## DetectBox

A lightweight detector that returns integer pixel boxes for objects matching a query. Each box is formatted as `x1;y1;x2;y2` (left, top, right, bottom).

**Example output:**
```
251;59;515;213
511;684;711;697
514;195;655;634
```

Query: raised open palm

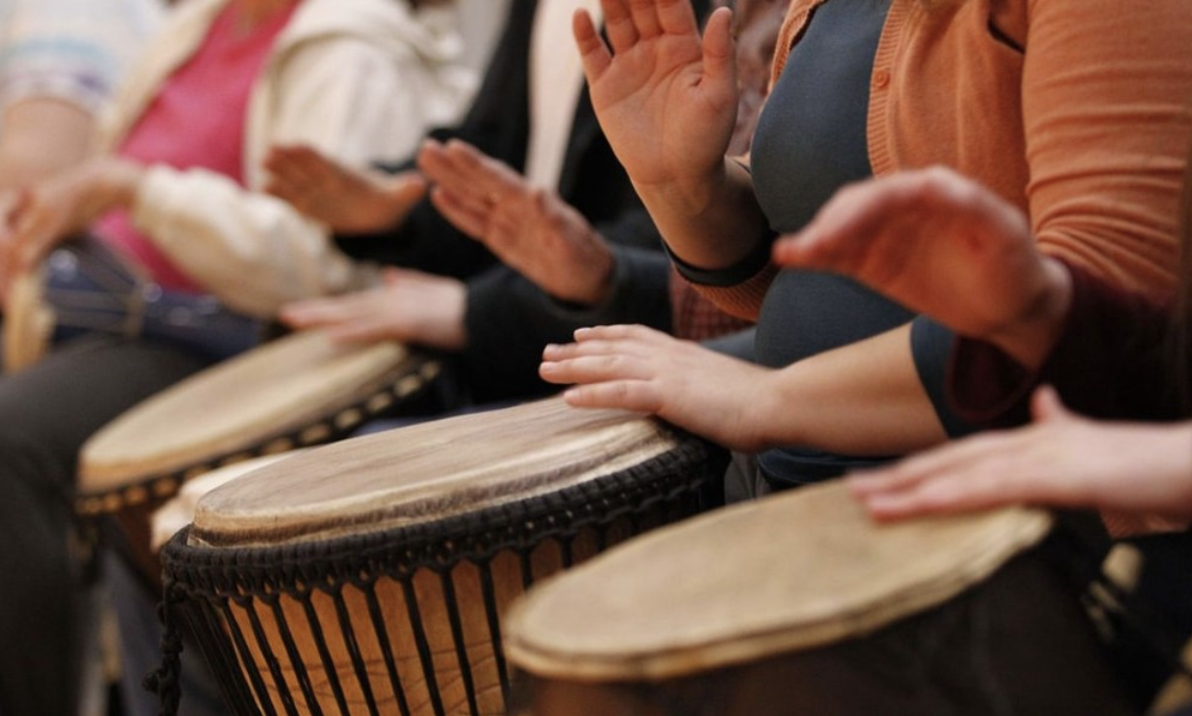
575;0;739;195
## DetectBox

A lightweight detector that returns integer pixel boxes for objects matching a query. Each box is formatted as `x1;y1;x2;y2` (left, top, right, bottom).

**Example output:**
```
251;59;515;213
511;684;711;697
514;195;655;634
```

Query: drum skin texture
504;481;1139;716
76;329;438;584
158;397;722;716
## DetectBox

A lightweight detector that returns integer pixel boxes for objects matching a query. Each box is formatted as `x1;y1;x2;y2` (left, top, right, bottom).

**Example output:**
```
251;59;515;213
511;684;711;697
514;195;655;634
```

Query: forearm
635;158;770;270
755;324;948;456
0;99;95;189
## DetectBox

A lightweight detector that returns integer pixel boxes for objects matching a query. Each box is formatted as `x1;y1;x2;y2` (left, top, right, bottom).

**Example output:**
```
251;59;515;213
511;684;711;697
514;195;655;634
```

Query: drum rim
74;353;442;517
159;436;718;599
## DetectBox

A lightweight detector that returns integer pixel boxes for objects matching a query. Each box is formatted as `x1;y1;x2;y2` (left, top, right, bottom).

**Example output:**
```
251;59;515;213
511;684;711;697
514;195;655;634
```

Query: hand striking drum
505;481;1136;716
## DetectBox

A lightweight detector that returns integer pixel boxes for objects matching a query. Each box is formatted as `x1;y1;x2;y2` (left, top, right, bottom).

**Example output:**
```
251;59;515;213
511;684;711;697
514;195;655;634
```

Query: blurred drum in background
77;328;441;583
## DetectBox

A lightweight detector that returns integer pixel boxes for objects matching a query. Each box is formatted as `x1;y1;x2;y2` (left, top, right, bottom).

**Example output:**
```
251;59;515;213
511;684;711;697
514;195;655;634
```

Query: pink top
96;2;296;292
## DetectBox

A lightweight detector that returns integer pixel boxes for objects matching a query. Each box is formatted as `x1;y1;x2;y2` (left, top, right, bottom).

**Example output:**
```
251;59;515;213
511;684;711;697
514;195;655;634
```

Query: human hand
0;157;141;294
575;0;738;205
847;386;1192;521
418;139;615;305
279;267;467;350
540;324;777;451
771;167;1072;369
265;144;428;234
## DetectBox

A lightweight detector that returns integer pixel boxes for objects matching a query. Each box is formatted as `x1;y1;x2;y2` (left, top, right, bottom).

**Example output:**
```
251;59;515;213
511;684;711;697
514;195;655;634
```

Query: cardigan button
874;70;891;89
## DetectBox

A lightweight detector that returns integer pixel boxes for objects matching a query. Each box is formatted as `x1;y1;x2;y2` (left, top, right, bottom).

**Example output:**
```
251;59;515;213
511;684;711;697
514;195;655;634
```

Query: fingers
419;140;520;216
387;173;430;211
850;430;1009;495
602;0;640;53
322;314;403;345
279;297;356;330
1030;385;1071;423
539;351;655;385
627;0;662;39
562;381;664;414
655;0;700;35
540;326;673;389
574;9;612;80
701;7;737;92
540;326;669;363
265;144;330;188
430;186;489;240
852;469;1012;521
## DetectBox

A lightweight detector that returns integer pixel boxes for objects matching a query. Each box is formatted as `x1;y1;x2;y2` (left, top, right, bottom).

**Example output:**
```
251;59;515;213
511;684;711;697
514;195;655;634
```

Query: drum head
504;480;1052;682
150;450;305;553
190;397;687;548
79;330;429;502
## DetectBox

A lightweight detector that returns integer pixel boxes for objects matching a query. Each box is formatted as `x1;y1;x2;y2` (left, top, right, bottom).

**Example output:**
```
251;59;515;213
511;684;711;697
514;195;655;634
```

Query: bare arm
0;98;95;190
848;387;1192;522
541;322;945;455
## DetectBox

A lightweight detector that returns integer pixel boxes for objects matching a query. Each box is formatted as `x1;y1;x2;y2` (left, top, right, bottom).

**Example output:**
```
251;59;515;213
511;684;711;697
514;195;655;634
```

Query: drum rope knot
145;574;186;716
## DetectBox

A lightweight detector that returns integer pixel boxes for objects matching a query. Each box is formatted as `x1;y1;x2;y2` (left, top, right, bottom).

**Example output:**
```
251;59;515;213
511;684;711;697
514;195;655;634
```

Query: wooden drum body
505;482;1137;716
159;398;721;716
78;329;440;580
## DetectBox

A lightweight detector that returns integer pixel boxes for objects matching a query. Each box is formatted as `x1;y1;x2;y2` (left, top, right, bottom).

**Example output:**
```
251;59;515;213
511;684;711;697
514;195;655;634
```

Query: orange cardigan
706;0;1192;317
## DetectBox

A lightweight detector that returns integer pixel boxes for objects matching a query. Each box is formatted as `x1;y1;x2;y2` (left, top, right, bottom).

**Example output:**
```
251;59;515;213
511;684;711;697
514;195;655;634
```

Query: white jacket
98;0;475;317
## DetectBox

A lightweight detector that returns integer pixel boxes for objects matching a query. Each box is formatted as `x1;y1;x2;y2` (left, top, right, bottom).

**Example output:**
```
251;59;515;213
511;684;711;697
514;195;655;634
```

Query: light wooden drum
3;240;144;373
505;481;1136;716
78;329;441;580
157;397;721;716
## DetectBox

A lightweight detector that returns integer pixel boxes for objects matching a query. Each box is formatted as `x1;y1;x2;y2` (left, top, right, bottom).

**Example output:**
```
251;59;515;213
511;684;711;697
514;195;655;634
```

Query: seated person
538;0;1192;505
0;1;474;713
0;0;162;188
268;0;753;412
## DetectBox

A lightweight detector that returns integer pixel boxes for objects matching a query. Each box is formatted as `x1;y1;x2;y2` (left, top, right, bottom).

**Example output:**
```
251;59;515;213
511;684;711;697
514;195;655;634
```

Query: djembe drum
505;480;1137;716
157;397;721;716
78;328;441;582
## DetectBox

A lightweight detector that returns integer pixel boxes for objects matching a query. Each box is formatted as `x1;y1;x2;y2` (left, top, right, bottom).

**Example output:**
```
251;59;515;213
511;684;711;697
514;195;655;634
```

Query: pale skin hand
847;386;1192;521
279;267;467;351
772;167;1073;370
541;322;947;456
264;144;428;234
576;0;768;268
540;324;780;452
0;155;143;297
417;139;615;305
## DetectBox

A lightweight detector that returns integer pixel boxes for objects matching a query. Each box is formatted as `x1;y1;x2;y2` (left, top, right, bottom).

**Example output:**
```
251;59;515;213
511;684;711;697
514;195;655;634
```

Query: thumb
701;7;738;97
1030;385;1071;424
392;173;429;203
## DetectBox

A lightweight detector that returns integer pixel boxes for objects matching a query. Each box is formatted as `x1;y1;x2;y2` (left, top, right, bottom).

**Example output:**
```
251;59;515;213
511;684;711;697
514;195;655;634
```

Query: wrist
560;238;616;306
75;157;143;222
989;257;1073;369
632;158;732;219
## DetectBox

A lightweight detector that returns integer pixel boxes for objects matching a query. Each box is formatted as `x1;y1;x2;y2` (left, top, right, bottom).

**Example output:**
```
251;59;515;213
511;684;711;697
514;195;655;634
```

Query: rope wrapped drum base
158;397;723;715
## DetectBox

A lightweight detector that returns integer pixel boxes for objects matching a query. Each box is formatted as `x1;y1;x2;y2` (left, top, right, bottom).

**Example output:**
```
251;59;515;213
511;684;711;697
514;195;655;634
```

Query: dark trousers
0;335;210;715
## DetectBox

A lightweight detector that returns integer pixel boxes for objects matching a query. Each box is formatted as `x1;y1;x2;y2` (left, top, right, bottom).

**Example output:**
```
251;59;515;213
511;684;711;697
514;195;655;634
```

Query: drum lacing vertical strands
156;399;723;716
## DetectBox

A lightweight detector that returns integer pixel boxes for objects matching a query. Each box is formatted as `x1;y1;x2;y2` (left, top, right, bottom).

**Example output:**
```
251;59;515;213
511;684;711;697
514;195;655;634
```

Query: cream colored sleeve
130;34;472;317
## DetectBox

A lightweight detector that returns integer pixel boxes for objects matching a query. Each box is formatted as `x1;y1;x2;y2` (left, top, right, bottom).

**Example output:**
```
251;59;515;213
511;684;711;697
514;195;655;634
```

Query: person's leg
0;336;210;715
